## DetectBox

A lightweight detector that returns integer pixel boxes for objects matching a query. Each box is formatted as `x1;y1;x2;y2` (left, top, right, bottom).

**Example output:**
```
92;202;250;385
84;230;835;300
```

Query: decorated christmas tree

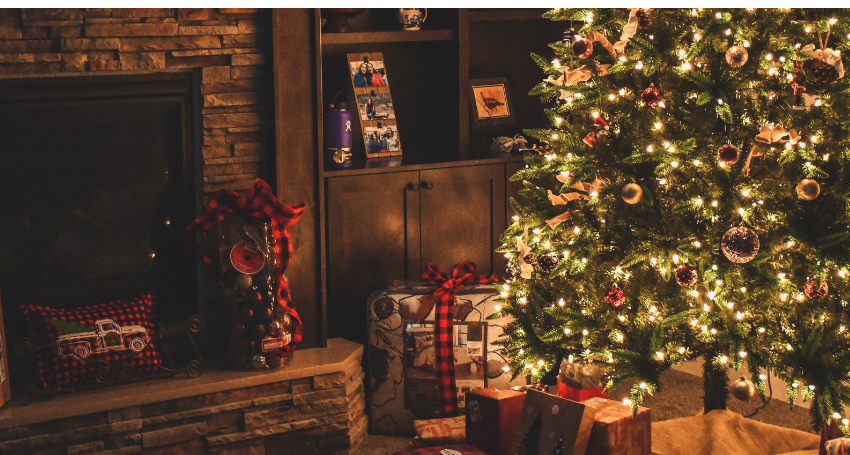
496;8;850;430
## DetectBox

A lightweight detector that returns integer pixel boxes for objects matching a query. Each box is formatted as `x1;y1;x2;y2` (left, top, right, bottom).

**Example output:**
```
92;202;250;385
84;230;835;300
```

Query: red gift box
557;379;608;402
464;387;526;455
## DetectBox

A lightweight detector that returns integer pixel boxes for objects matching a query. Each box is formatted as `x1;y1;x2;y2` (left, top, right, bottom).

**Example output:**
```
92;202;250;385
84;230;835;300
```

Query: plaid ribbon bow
184;178;307;355
422;261;497;417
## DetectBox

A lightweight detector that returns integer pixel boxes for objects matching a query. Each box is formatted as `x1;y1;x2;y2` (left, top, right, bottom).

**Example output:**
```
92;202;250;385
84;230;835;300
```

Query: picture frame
347;52;402;158
469;77;515;131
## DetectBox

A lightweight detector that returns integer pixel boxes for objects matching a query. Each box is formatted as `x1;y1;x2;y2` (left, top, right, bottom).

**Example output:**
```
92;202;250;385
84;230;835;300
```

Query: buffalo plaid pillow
19;291;169;391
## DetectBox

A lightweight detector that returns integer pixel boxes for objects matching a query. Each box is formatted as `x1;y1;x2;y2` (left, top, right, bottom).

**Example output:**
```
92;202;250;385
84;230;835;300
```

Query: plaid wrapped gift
19;291;168;391
368;279;525;435
827;438;850;455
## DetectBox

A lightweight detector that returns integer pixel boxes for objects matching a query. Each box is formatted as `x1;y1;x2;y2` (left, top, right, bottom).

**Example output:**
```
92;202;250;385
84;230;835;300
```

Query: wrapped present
392;444;489;455
826;438;850;455
413;416;466;447
367;273;526;435
557;381;608;402
581;397;651;455
510;389;596;455
465;387;526;455
557;359;608;402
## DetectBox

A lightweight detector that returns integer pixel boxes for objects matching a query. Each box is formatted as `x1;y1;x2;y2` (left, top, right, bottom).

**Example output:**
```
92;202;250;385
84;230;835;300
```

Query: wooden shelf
322;153;525;178
468;9;548;22
321;29;456;45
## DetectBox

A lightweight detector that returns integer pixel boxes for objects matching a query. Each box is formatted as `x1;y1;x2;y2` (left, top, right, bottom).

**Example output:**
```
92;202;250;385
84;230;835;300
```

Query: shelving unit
313;8;566;346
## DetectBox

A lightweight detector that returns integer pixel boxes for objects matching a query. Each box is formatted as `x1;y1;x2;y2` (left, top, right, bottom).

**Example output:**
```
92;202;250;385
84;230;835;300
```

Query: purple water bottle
324;94;353;169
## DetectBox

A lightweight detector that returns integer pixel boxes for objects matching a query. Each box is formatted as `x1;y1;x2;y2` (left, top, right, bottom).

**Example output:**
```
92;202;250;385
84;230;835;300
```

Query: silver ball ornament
732;376;755;401
250;354;268;370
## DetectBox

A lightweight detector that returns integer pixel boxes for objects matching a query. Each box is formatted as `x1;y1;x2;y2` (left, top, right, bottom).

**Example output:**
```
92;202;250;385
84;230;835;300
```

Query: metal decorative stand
13;315;205;405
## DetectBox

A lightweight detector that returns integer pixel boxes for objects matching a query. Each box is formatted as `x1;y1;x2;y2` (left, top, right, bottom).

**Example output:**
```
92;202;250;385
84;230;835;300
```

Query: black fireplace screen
0;75;198;331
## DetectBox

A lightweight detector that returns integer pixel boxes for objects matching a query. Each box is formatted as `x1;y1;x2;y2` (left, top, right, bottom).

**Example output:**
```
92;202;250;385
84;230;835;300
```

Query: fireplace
0;73;200;358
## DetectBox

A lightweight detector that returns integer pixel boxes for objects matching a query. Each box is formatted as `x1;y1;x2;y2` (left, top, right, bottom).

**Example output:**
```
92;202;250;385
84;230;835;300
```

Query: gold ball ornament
796;179;820;200
725;45;749;68
621;183;643;204
721;226;760;264
732;377;756;401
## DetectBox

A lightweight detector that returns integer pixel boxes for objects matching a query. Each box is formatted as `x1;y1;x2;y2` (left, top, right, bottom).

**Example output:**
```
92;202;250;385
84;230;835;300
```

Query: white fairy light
703;303;711;312
726;301;734;309
564;327;571;334
765;53;773;61
691;290;700;298
691;319;699;326
582;329;589;336
725;29;731;35
780;293;788;301
532;228;541;234
495;304;502;310
654;122;662;130
740;287;747;293
720;355;728;363
778;273;786;279
679;346;686;354
797;293;805;301
639;382;647;389
646;144;654;153
758;327;765;333
681;62;692;71
558;298;565;307
656;351;664;359
619;88;626;96
711;328;717;335
739;351;747;358
672;254;680;263
636;60;644;70
574;226;581;234
671;161;679;168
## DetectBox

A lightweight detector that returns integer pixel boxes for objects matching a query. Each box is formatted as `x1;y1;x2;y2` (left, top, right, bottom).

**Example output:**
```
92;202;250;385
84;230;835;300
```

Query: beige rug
651;410;819;455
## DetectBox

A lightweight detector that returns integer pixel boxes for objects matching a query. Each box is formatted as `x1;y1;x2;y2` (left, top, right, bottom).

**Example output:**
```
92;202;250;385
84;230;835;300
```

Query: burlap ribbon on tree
421;261;497;417
184;178;307;356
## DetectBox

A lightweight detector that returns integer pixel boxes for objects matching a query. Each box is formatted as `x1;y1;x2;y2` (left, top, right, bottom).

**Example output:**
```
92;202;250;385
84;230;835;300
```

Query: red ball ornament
674;264;699;287
717;143;741;166
572;37;593;58
605;284;625;308
641;86;663;108
804;279;828;299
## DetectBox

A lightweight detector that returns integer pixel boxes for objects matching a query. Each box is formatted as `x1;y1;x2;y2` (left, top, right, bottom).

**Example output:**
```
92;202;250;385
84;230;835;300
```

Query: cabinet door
506;161;526;220
419;165;505;276
326;171;420;344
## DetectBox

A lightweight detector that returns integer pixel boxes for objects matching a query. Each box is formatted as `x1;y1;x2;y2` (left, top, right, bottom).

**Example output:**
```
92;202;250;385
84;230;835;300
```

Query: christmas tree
497;8;850;430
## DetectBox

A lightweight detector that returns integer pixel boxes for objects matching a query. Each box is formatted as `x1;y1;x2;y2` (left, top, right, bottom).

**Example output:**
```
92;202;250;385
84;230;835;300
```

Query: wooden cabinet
326;163;507;345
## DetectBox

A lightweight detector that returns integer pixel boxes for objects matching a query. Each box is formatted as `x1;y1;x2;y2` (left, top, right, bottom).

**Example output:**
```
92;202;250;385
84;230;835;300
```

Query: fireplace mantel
0;338;366;454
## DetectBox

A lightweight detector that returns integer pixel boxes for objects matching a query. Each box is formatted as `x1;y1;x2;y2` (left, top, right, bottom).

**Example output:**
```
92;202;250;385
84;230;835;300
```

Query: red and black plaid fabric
19;291;168;391
184;178;306;356
422;261;497;417
392;444;489;455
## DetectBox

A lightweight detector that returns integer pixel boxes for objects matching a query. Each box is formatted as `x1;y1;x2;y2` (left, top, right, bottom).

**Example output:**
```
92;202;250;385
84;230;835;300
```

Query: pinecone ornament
636;8;652;28
538;255;559;273
811;59;839;86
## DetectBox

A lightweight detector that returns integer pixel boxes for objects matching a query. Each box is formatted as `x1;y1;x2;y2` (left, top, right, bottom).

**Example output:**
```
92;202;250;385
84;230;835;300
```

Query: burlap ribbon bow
421;261;497;417
744;123;801;176
546;175;610;228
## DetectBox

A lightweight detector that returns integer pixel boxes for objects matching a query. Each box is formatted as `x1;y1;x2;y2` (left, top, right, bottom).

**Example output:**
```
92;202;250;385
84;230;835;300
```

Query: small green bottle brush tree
496;8;850;431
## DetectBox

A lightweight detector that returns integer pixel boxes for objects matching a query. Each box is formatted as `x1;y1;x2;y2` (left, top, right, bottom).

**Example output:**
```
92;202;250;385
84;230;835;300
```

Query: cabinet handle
406;182;419;191
420;180;434;190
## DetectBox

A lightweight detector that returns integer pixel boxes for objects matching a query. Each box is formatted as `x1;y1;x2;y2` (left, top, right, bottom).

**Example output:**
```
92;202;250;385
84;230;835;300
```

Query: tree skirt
652;410;819;455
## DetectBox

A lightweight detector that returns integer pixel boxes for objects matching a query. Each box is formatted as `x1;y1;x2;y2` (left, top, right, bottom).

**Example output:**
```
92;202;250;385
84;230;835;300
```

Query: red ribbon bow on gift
184;178;307;356
421;261;497;417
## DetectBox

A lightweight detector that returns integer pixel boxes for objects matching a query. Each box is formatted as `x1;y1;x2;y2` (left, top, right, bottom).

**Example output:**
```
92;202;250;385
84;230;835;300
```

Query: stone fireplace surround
0;8;363;454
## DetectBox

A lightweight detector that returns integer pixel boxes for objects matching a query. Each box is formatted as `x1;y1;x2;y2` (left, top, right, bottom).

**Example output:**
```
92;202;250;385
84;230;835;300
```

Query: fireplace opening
0;73;201;363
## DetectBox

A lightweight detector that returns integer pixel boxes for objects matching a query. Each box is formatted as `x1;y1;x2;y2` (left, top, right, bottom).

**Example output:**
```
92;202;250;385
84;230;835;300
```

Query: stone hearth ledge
0;338;362;430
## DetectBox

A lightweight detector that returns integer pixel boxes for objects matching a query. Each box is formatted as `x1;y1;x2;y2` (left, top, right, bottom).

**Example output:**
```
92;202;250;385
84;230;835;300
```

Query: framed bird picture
469;77;515;131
